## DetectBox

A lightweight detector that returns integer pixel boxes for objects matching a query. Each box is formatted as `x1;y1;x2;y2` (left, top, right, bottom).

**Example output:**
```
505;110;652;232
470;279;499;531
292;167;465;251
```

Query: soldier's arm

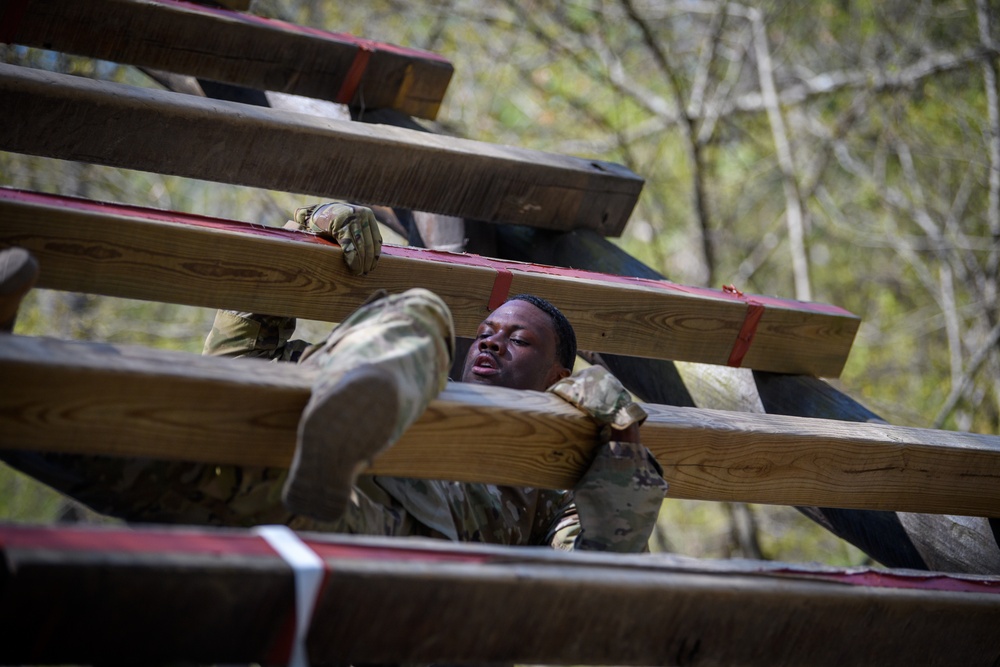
285;202;381;275
202;310;311;361
564;429;667;553
203;203;384;360
545;368;668;553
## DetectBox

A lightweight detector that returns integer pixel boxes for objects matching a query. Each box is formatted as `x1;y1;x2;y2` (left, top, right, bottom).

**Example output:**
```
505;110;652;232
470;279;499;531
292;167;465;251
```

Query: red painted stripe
149;0;451;64
771;566;1000;595
488;268;513;310
727;301;765;367
335;41;375;104
0;523;277;557
0;187;856;319
0;524;492;564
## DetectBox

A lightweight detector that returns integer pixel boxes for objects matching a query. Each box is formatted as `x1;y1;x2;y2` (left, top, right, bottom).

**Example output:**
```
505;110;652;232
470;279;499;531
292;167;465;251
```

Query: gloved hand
548;365;647;431
286;203;382;275
550;366;667;553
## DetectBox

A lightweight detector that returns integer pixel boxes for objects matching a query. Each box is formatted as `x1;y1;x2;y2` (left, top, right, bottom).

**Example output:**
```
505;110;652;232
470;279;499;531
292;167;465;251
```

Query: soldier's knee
397;288;455;353
400;287;449;313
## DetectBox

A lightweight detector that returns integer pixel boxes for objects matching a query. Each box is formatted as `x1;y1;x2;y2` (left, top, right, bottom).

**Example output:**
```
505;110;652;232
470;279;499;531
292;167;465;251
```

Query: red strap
722;284;765;368
336;41;375;104
488;268;513;310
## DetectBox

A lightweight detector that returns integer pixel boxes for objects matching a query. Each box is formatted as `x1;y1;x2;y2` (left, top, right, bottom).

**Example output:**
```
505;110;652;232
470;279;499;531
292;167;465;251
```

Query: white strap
254;525;325;667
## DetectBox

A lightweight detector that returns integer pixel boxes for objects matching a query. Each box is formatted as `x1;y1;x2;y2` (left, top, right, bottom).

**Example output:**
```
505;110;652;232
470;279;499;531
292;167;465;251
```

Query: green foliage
0;464;71;524
653;500;869;567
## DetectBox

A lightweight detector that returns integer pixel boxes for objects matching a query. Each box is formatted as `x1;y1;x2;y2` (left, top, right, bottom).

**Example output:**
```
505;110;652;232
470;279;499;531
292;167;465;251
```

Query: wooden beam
1;0;451;119
0;188;860;376
2;334;999;516
0;64;642;236
2;524;998;666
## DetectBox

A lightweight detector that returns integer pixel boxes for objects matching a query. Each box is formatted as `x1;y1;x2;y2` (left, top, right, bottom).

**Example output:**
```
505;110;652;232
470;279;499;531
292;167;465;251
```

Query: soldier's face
461;300;571;392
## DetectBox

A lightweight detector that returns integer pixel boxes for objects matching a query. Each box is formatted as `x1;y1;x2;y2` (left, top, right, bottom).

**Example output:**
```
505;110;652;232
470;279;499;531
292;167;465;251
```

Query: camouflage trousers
300;288;455;448
3;290;456;534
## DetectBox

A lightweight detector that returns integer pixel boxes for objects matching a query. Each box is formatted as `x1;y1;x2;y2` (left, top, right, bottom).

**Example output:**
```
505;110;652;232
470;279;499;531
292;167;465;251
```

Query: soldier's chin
463;367;501;385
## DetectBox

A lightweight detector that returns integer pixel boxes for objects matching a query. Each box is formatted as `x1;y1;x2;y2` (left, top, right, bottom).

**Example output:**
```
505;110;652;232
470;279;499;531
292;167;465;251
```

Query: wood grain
0;188;860;375
2;334;998;516
0;64;642;235
5;0;452;119
2;525;998;667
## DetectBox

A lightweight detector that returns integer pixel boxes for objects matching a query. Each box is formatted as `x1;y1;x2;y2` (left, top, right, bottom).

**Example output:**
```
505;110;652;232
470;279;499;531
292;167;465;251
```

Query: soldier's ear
545;364;572;388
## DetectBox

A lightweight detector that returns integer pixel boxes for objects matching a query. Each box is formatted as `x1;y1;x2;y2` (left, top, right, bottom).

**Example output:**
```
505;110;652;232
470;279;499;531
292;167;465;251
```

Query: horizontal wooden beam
2;524;998;666
1;0;452;119
2;334;998;516
0;64;642;235
0;188;859;375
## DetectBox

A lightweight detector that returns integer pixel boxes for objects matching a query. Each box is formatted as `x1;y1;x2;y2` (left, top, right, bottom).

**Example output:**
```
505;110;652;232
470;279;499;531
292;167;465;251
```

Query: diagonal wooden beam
0;63;642;235
2;334;999;516
2;524;998;666
0;0;452;119
0;188;859;376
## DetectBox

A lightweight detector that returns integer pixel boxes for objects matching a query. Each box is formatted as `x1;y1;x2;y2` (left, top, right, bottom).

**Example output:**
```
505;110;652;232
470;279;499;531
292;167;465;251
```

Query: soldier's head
461;294;577;392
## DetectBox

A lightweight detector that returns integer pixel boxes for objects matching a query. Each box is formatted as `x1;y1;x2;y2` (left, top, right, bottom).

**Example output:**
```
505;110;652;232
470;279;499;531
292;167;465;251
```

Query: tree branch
750;8;811;301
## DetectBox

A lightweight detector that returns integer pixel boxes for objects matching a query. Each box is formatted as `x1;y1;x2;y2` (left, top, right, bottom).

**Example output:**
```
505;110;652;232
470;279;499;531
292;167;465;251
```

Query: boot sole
0;248;39;329
282;365;400;523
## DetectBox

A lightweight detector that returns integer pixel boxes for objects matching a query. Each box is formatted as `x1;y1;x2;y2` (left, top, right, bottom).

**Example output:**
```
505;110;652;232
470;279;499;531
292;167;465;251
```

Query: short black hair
507;294;577;371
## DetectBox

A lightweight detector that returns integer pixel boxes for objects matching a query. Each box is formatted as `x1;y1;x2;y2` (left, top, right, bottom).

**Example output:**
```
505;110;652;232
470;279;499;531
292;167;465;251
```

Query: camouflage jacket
203;310;666;553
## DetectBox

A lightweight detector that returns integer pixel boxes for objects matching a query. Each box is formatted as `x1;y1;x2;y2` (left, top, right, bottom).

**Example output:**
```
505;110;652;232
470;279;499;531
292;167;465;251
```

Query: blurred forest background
2;0;998;567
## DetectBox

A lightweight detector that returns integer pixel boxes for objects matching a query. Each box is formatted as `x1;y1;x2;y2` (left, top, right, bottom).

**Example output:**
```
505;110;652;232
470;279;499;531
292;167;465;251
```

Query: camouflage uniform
5;292;666;552
205;291;666;552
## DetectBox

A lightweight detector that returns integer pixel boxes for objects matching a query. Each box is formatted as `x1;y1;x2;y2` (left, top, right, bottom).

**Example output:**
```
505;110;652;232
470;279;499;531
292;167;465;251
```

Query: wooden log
1;0;452;119
0;64;642;235
0;187;860;376
2;524;999;667
2;334;999;516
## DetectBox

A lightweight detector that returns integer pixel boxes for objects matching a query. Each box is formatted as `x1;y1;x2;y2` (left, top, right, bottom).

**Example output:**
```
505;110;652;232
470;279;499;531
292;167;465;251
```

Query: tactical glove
548;365;647;431
287;202;382;275
551;366;667;553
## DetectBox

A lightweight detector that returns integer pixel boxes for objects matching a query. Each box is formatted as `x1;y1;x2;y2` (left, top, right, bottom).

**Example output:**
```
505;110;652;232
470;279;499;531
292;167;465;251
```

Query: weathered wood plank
0;64;642;235
0;188;860;375
2;0;452;119
2;334;999;516
2;524;998;666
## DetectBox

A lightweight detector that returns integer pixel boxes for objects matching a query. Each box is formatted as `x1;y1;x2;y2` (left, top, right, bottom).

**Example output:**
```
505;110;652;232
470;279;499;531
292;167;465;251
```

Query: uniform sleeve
202;310;313;361
547;440;667;553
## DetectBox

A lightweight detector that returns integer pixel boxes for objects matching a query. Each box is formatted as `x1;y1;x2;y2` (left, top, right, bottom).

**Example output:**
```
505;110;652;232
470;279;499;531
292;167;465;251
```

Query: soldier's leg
282;288;455;522
0;247;39;332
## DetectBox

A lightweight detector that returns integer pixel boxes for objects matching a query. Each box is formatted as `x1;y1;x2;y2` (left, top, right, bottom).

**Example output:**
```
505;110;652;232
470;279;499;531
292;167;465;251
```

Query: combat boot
0;247;39;333
282;364;401;522
281;288;454;522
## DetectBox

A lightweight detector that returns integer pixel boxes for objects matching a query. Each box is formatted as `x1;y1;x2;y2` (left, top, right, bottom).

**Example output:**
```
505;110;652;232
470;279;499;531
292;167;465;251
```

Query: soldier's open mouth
471;352;499;375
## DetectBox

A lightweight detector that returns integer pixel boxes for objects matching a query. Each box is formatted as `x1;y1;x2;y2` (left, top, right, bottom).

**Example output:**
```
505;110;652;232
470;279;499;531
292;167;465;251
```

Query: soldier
1;206;667;552
209;202;668;551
